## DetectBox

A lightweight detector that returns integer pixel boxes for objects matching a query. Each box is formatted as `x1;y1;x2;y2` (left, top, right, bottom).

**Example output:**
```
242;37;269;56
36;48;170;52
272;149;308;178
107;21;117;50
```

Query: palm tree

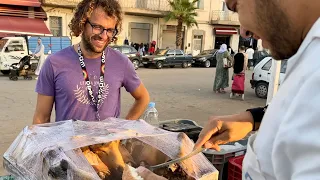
165;0;199;49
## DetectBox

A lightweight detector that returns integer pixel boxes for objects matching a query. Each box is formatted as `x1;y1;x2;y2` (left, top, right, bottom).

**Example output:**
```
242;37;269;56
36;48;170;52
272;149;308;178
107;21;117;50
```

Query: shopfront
0;0;51;37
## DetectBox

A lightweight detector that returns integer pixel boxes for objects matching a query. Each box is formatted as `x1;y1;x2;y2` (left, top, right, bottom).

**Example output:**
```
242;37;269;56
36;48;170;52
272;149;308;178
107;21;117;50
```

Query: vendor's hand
194;114;253;151
136;167;167;180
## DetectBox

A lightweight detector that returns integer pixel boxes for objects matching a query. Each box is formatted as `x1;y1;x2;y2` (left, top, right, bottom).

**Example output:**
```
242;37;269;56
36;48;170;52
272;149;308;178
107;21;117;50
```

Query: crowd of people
124;40;156;56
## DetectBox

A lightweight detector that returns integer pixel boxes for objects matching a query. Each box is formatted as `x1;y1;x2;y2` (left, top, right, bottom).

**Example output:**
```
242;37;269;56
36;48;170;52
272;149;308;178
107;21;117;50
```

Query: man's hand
136;167;167;180
194;112;254;151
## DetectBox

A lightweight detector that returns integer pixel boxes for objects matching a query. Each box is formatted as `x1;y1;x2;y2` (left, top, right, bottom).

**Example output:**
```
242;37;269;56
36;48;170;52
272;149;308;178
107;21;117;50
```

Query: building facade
0;0;51;37
40;0;242;53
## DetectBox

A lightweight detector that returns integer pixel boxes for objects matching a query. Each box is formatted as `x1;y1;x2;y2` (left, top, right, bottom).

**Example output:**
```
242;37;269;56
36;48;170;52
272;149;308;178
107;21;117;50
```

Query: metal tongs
148;147;207;171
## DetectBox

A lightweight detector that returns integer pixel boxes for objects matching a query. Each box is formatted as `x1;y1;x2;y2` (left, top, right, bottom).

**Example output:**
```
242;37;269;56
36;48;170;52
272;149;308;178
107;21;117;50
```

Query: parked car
109;45;141;70
250;57;287;98
141;49;193;69
192;49;218;68
253;50;270;66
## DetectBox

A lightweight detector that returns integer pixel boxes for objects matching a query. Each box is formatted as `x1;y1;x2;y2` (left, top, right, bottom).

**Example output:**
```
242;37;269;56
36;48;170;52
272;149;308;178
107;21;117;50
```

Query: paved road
0;67;265;175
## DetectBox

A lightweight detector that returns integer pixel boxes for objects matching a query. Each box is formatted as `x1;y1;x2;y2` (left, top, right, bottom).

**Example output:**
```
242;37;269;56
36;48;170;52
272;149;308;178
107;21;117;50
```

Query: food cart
2;118;219;180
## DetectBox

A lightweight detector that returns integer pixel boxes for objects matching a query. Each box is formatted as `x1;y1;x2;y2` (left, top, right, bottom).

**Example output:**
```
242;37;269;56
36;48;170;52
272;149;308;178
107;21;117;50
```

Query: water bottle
143;102;159;127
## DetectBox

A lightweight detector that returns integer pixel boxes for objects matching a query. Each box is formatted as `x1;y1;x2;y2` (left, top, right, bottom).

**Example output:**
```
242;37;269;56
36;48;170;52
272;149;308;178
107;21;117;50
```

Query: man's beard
82;33;109;54
255;0;300;60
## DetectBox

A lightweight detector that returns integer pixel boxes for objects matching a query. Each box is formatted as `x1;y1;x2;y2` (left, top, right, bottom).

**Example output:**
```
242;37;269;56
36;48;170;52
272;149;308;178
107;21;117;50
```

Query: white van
0;37;38;74
250;57;287;98
0;36;71;75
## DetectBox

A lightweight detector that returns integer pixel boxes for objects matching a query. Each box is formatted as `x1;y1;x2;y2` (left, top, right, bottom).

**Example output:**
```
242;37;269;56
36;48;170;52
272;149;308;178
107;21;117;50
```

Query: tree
165;0;199;49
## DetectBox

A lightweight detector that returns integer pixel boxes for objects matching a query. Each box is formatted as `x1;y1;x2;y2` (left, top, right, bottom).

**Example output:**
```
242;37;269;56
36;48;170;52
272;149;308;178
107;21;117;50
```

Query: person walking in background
213;44;233;94
233;46;248;75
246;46;254;69
227;45;235;55
138;43;145;56
33;38;45;80
230;46;248;98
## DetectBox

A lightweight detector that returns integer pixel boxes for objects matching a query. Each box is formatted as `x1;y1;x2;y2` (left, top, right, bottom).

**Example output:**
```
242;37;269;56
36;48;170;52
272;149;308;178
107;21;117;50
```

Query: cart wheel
230;93;234;99
12;76;18;81
241;94;245;101
27;76;33;80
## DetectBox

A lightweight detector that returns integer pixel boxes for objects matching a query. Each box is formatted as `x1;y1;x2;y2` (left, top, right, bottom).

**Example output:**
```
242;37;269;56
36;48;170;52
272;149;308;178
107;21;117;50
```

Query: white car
250;57;287;98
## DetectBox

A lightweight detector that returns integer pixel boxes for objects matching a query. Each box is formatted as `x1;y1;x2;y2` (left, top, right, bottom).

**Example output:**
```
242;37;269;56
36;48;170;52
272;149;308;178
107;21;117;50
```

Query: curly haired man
33;0;150;123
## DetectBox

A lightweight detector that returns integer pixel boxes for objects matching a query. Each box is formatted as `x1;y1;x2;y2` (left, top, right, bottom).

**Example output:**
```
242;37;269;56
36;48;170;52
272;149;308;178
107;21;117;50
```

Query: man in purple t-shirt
33;0;150;123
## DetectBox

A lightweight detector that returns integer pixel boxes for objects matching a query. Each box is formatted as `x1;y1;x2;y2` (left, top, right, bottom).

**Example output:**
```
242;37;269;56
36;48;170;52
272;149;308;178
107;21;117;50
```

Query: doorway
214;36;230;49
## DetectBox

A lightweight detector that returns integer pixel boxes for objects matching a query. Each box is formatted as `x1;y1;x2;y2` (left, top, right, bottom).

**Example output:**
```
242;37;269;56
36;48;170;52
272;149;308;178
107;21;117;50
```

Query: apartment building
40;0;242;53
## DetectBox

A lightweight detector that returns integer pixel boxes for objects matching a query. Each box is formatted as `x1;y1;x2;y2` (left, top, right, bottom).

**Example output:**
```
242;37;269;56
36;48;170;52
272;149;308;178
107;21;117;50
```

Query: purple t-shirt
36;46;141;122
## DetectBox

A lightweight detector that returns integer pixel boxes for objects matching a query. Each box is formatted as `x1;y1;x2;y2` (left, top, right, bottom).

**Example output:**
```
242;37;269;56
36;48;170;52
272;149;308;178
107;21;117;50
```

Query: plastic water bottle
143;102;159;127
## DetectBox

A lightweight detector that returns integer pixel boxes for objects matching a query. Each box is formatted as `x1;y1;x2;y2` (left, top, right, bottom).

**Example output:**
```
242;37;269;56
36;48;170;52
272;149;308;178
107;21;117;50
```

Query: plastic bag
3;118;218;180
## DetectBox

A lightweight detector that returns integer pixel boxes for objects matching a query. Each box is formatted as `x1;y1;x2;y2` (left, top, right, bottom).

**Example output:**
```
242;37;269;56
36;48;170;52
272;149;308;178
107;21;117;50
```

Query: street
0;67;266;175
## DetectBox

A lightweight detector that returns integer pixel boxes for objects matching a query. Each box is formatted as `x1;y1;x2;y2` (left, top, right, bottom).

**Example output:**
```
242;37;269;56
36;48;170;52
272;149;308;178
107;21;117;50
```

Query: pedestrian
138;43;145;56
124;37;129;45
246;45;254;69
33;38;45;80
233;46;247;75
194;0;320;179
230;45;247;96
33;0;150;124
144;43;149;54
213;44;233;94
227;45;235;55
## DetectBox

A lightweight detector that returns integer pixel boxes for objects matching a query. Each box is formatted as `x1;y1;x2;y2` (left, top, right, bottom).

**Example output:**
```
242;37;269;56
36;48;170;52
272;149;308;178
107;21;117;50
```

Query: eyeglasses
86;20;118;37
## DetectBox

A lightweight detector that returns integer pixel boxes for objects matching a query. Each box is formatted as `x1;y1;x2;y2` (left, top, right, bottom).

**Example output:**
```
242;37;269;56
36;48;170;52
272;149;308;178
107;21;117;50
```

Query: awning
0;0;41;7
0;16;51;36
215;28;238;35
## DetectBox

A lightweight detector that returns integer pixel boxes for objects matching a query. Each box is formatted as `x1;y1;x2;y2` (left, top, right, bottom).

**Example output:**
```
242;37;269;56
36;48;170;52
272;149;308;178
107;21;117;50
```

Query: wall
42;6;81;44
119;15;159;45
230;34;240;52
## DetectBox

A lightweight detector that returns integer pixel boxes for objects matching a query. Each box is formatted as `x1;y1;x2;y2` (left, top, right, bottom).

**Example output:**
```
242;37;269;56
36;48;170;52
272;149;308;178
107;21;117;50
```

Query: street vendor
194;0;320;179
33;0;150;124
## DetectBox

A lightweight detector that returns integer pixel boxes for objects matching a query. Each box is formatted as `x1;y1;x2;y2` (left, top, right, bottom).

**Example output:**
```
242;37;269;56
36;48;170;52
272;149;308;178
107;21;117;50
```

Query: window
7;40;24;52
49;16;62;36
262;59;272;71
122;47;131;54
130;47;137;53
193;35;203;51
197;0;204;9
112;47;121;52
175;50;183;56
167;50;175;56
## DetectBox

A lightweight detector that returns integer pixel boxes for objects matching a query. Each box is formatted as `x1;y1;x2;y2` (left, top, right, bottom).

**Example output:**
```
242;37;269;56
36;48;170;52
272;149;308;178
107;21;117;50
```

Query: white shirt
246;48;254;59
243;18;320;180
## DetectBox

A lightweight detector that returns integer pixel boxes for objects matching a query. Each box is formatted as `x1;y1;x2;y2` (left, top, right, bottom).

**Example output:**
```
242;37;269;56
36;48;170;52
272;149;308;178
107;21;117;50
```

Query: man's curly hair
69;0;122;41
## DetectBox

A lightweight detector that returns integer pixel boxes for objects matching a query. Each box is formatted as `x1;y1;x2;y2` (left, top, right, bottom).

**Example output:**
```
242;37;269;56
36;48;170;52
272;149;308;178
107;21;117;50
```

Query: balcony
41;0;80;8
42;0;171;17
211;11;240;26
119;0;171;17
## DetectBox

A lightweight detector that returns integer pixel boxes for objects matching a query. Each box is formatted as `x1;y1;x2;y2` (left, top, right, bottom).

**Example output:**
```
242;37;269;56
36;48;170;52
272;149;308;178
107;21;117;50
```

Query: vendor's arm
272;75;320;179
123;58;150;120
194;105;267;150
33;57;55;124
246;105;268;130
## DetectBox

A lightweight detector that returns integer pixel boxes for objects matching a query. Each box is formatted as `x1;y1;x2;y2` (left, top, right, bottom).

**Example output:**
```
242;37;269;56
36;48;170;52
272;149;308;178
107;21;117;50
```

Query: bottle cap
148;102;155;108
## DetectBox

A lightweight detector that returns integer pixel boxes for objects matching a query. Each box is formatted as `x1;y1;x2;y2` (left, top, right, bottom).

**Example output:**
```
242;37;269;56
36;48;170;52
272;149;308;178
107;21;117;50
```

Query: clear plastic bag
3;118;218;180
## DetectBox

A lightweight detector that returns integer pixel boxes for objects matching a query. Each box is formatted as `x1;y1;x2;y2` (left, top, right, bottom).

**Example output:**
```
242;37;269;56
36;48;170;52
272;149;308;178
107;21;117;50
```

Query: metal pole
267;59;281;104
